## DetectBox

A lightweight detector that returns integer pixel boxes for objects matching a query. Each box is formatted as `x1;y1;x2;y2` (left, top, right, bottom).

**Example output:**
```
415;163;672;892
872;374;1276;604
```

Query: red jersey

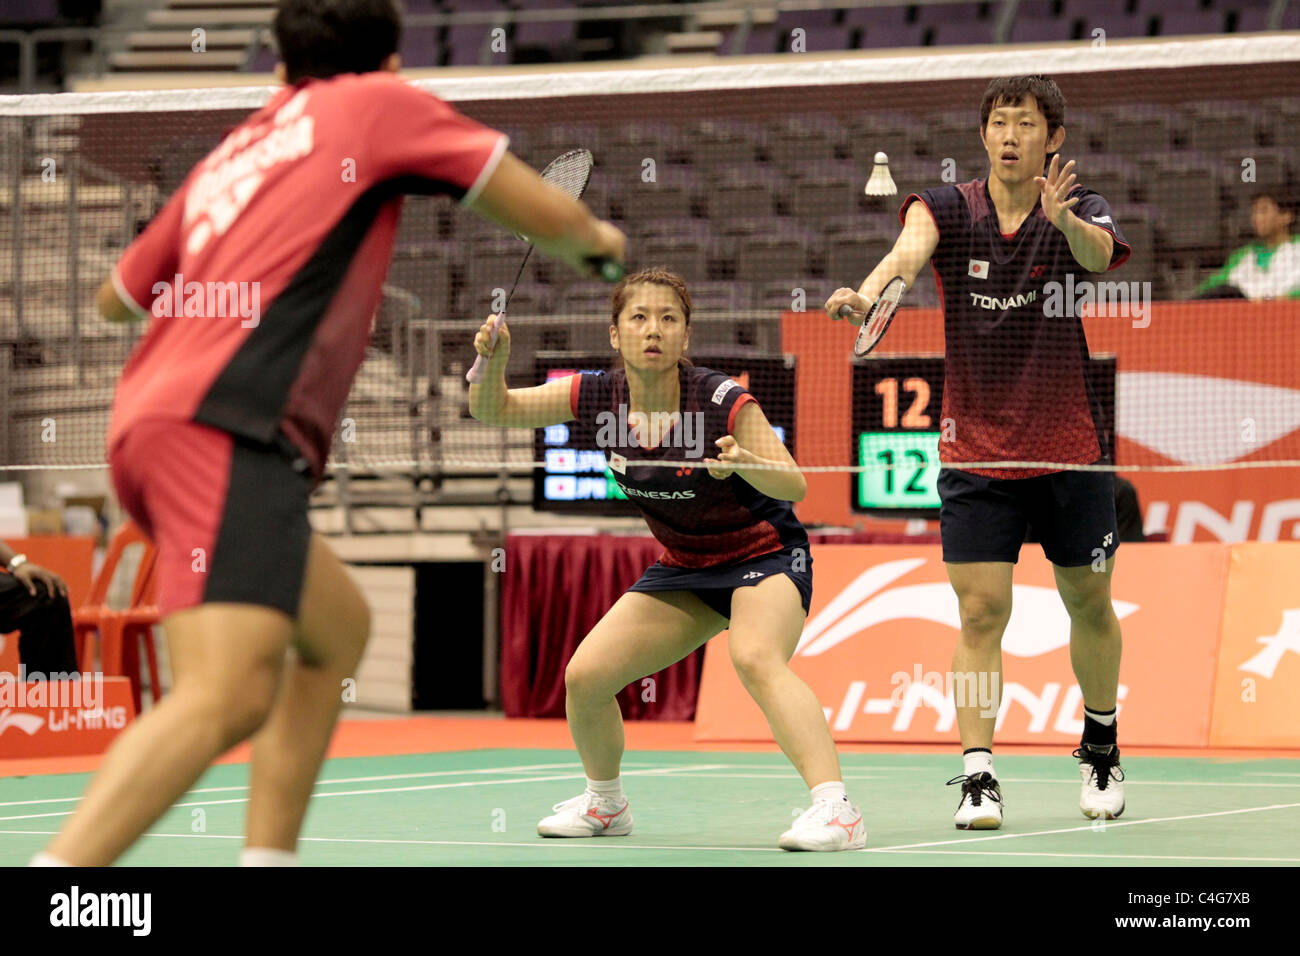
108;72;508;481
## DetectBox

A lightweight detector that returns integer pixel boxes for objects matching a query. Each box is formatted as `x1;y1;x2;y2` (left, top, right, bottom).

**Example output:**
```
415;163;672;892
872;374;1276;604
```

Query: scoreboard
533;351;797;515
851;354;1116;518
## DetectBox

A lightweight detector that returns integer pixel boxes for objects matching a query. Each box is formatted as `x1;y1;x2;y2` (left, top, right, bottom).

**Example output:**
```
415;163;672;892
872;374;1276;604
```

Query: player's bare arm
97;277;141;323
1035;155;1114;273
467;314;575;428
468;151;625;277
704;401;806;502
825;200;939;323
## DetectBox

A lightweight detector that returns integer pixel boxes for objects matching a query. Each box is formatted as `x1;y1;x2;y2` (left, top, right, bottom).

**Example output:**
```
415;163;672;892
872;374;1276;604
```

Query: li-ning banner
694;543;1300;748
785;301;1300;542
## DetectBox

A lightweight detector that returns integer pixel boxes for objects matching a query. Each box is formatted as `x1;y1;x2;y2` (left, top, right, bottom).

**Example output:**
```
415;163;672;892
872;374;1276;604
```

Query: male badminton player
470;268;864;851
31;0;624;867
826;75;1132;829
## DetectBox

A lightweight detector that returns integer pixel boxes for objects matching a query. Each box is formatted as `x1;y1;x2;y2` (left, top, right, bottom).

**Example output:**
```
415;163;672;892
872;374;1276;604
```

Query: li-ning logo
1239;608;1300;680
794;558;1140;658
0;708;45;737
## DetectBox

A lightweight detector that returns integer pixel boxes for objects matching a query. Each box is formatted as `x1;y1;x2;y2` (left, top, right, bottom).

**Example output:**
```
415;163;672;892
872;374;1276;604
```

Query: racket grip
466;316;503;385
586;257;626;283
837;304;854;318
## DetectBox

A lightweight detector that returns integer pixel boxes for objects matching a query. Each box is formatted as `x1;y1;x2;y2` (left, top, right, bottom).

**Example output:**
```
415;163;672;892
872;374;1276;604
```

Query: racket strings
541;149;594;199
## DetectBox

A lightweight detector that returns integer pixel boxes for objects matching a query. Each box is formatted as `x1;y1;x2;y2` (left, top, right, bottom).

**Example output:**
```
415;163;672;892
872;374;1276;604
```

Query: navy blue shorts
627;544;813;622
938;466;1119;567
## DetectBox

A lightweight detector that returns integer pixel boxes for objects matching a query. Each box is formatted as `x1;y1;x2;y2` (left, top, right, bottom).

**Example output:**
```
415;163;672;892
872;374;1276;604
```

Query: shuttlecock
865;151;896;196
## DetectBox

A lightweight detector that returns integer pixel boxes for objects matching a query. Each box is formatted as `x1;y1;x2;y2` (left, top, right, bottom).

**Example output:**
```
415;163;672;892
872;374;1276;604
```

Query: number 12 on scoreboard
857;431;941;508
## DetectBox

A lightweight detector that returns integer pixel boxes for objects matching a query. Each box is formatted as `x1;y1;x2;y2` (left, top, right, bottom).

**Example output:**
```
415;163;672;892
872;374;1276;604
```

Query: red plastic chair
99;550;162;714
73;521;155;673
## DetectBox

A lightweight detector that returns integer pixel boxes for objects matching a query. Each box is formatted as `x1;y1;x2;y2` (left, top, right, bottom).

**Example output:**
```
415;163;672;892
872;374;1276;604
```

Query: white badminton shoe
1075;745;1126;820
947;772;1004;830
537;792;633;837
778;798;866;851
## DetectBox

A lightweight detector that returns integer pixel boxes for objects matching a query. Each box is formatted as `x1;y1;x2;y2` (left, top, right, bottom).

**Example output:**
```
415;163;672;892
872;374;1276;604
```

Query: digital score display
533;352;797;515
851;355;1116;518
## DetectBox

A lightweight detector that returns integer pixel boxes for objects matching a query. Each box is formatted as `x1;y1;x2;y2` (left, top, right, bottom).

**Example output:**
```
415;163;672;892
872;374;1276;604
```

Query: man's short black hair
980;75;1067;137
1251;187;1299;220
274;0;402;84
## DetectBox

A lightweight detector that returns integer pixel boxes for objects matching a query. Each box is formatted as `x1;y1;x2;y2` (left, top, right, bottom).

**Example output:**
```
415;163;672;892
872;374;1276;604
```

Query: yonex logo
1029;264;1046;279
0;708;45;737
1102;532;1114;547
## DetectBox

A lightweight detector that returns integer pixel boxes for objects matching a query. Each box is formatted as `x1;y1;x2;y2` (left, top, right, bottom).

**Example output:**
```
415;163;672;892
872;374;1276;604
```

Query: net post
9;118;24;341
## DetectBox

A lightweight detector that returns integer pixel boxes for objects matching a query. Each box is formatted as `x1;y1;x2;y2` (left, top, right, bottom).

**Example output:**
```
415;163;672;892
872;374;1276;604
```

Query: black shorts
938;466;1119;567
627;543;813;621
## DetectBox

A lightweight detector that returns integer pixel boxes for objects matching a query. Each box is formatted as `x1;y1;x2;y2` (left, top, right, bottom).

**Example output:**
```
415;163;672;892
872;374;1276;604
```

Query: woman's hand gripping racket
837;275;907;358
467;148;625;384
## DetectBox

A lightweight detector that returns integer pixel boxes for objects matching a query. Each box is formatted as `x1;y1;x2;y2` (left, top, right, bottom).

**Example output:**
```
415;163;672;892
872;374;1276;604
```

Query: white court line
0;762;594;809
869;849;1300;863
3;829;1296;863
0;765;722;823
869;801;1300;852
605;772;1300;788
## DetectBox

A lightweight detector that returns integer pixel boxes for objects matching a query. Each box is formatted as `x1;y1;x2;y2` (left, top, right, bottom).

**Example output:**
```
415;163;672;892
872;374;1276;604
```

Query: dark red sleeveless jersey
570;364;809;569
108;72;507;481
901;178;1131;478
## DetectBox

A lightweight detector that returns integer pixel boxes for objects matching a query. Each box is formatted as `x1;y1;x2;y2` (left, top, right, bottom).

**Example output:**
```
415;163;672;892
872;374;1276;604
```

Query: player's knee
1061;587;1114;631
729;643;782;687
564;657;612;703
957;595;1011;640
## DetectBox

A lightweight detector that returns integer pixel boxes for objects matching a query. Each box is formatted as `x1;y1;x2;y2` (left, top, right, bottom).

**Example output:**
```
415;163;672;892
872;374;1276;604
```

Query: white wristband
6;553;27;572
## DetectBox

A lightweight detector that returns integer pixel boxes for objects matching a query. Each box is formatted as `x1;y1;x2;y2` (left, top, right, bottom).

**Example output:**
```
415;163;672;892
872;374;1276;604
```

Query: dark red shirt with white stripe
570;364;809;569
109;72;508;481
901;179;1131;478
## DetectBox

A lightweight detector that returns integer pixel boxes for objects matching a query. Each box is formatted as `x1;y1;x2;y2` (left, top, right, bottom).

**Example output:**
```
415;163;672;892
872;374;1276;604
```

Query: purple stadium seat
400;26;440;68
930;20;997;45
0;0;58;24
1016;0;1062;16
916;2;984;26
514;19;578;57
775;9;841;30
446;24;507;67
858;22;927;49
1156;9;1228;36
249;46;278;73
440;0;509;10
787;26;853;53
743;26;779;55
844;5;911;28
1010;16;1077;43
1080;14;1151;39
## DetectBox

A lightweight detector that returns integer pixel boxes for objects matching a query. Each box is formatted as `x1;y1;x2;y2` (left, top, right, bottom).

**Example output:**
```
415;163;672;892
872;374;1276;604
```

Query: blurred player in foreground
32;0;623;867
469;268;864;851
826;75;1132;830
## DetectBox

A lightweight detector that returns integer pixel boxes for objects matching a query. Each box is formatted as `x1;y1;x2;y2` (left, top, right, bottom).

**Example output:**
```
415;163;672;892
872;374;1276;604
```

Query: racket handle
466;314;503;385
586;257;626;283
837;304;854;319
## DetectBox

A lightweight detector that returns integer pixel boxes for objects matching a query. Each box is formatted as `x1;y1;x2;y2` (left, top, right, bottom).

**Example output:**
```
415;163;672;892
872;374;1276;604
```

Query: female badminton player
469;268;863;852
31;0;624;868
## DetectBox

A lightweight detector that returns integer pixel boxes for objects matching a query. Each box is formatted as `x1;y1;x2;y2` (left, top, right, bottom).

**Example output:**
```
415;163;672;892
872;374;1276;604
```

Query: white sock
963;749;994;779
29;851;72;867
586;776;623;802
239;847;299;867
1084;706;1117;726
810;781;848;804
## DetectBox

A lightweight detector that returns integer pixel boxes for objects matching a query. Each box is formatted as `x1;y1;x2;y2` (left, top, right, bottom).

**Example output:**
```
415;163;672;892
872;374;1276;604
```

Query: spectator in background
1195;189;1300;301
0;539;76;676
